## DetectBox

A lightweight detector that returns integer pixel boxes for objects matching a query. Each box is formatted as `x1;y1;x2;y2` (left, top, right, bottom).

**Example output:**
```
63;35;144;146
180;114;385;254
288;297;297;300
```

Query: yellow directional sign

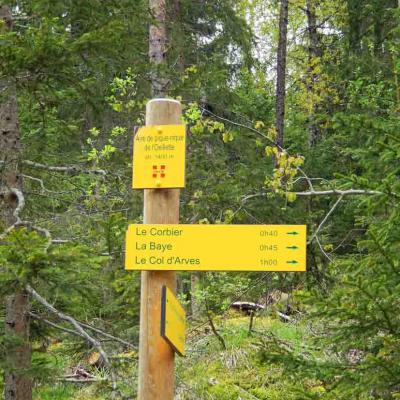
161;286;186;356
125;224;306;271
132;125;186;189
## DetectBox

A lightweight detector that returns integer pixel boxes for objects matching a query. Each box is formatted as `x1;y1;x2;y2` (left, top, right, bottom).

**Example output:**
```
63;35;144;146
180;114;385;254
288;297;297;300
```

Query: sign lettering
132;125;186;189
125;224;306;271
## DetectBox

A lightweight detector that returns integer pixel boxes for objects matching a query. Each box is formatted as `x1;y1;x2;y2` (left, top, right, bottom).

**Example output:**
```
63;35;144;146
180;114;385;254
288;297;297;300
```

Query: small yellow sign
132;125;186;189
161;286;186;356
125;224;306;271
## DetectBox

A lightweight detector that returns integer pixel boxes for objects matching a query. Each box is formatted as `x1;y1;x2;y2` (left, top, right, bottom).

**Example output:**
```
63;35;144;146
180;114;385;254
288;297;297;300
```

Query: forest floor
33;313;321;399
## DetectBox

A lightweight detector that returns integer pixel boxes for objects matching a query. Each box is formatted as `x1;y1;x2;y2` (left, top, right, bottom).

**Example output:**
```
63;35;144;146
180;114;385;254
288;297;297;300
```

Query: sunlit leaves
107;68;138;113
264;146;305;196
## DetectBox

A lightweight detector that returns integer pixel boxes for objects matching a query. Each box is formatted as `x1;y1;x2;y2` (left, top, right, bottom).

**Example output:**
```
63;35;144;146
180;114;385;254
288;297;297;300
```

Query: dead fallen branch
22;160;106;176
26;285;117;394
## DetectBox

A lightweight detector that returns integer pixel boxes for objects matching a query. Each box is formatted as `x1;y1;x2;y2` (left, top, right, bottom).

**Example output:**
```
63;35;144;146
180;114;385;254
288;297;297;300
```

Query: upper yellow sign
132;125;186;189
125;224;306;271
161;286;186;356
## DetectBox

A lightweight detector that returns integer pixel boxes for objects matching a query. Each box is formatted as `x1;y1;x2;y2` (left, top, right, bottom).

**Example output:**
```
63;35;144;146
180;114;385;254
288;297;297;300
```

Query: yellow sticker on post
132;125;186;189
125;224;307;271
161;286;186;356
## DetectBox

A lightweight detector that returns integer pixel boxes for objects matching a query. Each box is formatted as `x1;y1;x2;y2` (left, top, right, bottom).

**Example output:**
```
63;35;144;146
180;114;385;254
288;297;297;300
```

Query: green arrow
286;246;299;250
286;231;299;235
286;260;299;265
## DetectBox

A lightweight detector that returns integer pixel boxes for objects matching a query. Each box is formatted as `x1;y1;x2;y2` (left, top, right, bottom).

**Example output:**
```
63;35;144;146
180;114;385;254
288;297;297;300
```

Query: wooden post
138;98;182;400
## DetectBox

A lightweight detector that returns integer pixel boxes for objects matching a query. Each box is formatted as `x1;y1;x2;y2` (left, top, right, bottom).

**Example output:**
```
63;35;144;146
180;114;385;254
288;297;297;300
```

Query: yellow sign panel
125;224;306;271
132;125;186;189
161;286;186;356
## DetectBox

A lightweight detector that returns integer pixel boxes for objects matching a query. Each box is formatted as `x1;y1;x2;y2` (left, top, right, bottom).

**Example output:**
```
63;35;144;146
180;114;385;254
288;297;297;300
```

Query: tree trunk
149;0;169;97
306;0;321;61
306;0;322;146
171;0;185;73
275;0;289;153
5;294;32;400
0;6;32;400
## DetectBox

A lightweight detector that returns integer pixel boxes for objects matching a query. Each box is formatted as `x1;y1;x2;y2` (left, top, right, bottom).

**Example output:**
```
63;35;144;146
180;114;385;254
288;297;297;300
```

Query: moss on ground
176;315;310;399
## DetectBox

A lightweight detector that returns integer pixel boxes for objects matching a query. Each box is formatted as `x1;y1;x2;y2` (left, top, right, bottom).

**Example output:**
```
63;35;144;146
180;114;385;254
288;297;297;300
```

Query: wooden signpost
129;98;306;400
136;99;183;400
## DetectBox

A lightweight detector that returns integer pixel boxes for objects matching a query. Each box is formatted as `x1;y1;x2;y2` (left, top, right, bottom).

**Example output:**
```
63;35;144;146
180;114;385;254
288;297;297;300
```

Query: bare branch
241;191;266;203
0;187;25;224
30;312;135;349
332;229;366;253
21;174;46;192
0;187;52;243
26;285;117;393
198;109;387;200
59;377;105;383
29;312;79;337
295;189;382;196
0;223;17;240
0;220;51;244
315;235;333;261
10;187;25;223
22;174;74;194
296;168;314;192
200;107;273;143
51;239;70;244
308;195;344;245
76;320;136;349
199;108;323;190
22;160;106;176
291;177;329;185
241;188;382;203
205;301;226;350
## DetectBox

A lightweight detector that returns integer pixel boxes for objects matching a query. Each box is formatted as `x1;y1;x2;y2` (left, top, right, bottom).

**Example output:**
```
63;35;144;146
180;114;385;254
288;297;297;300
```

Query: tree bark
306;0;321;61
275;0;289;153
149;0;169;97
0;6;32;400
306;0;322;146
170;0;185;73
5;295;32;400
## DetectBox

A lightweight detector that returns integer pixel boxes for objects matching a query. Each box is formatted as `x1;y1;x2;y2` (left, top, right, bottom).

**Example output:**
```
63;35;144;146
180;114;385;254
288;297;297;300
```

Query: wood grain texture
138;99;182;400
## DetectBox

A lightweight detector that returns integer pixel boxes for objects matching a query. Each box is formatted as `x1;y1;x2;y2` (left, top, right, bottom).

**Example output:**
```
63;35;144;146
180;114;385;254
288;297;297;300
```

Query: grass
33;385;77;400
33;384;112;400
176;313;309;399
28;314;313;399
